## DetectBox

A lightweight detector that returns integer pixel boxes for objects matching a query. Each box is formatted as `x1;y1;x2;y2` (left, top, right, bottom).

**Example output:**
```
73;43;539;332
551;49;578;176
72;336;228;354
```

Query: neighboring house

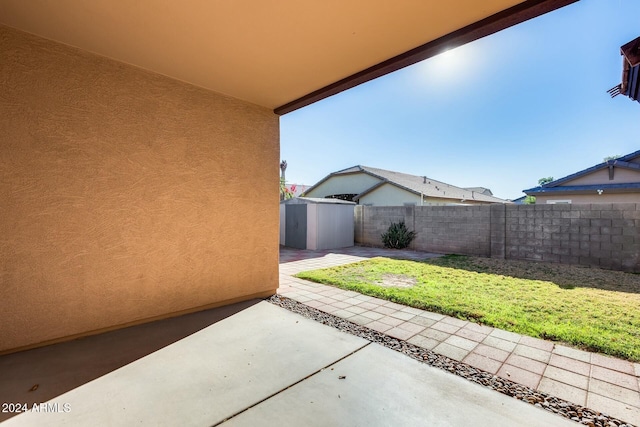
305;165;509;206
608;36;640;103
510;195;528;204
464;187;494;196
523;150;640;204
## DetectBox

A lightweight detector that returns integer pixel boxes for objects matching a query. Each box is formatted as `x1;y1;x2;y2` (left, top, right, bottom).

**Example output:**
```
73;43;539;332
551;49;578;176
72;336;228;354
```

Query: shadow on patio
0;293;576;426
0;299;260;423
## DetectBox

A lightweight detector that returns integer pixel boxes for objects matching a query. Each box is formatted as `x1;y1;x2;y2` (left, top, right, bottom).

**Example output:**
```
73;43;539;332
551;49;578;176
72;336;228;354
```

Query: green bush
381;221;416;249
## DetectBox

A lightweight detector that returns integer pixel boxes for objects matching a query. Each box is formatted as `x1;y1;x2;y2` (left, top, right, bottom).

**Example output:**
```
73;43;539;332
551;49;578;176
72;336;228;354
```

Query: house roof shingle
310;165;508;204
523;149;640;195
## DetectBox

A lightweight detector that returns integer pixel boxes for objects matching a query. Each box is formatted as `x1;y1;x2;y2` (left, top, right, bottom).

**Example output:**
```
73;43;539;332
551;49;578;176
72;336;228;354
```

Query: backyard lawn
296;255;640;361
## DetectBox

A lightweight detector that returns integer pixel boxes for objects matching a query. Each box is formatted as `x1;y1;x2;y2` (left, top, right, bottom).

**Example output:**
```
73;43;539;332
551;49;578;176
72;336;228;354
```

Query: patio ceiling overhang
0;0;577;115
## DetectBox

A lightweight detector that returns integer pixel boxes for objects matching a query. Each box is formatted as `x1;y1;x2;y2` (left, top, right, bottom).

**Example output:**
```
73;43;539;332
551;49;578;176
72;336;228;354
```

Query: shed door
285;204;307;249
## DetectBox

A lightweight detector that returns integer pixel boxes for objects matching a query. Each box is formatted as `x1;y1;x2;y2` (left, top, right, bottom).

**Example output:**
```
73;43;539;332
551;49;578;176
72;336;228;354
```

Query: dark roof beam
275;0;579;115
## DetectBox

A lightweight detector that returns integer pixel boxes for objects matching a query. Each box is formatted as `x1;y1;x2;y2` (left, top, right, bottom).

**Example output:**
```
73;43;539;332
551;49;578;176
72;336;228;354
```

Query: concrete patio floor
278;246;640;426
1;300;574;426
0;245;637;426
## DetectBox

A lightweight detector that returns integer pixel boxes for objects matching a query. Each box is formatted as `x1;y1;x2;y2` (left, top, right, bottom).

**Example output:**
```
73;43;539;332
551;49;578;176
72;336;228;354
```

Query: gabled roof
308;165;508;203
510;195;528;204
464;187;493;196
281;197;355;205
523;150;640;195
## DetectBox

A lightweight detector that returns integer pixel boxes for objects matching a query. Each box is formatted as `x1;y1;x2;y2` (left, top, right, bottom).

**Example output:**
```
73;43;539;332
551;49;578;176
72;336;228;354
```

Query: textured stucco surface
0;0;529;108
305;173;380;198
358;183;491;206
536;193;640;204
358;184;420;206
0;26;279;352
563;168;640;186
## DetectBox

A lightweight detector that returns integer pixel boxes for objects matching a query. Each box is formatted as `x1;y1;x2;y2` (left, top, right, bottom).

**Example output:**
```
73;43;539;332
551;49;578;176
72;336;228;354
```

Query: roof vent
423;176;427;184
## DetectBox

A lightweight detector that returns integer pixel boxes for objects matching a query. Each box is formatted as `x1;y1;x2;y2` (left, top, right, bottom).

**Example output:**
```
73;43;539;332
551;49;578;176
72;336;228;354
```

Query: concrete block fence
354;203;640;272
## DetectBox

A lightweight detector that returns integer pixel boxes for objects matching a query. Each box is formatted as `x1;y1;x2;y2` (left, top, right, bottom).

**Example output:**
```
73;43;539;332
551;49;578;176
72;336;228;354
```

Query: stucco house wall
305;173;381;198
359;183;499;206
564;168;640;186
0;26;279;353
535;193;640;204
358;184;421;206
525;152;640;204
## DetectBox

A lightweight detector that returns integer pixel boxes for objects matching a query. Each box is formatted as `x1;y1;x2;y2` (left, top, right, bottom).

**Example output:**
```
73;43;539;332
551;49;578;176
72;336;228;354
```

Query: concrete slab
224;343;575;427
3;302;368;426
1;299;262;422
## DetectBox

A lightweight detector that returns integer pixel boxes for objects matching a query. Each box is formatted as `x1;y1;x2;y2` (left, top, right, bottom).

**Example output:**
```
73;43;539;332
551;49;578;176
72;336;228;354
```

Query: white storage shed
279;198;355;250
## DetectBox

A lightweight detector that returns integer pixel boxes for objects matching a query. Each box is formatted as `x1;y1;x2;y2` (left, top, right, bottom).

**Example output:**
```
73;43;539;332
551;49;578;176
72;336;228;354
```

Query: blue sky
280;0;640;200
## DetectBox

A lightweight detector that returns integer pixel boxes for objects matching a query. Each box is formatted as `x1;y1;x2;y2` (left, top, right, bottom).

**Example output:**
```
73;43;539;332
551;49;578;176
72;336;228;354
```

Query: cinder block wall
504;204;639;271
357;206;491;256
413;206;491;256
354;204;640;272
358;206;409;248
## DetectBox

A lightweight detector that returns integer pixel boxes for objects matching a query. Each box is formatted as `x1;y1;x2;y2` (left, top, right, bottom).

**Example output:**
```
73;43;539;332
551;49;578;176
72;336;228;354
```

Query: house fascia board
353;181;391;201
355;180;506;203
525;182;640;195
305;165;394;197
354;180;425;201
540;163;608;188
527;149;640;191
303;166;363;195
610;160;640;171
274;0;579;114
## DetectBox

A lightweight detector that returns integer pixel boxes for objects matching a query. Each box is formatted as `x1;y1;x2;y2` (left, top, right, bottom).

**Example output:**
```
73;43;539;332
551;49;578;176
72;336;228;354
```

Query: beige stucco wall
358;183;492;206
358;184;420;206
536;193;640;204
563;168;640;185
0;26;279;353
305;172;381;198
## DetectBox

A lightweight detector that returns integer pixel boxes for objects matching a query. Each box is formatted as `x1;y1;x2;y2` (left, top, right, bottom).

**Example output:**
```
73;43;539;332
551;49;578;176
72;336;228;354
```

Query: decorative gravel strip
267;295;634;427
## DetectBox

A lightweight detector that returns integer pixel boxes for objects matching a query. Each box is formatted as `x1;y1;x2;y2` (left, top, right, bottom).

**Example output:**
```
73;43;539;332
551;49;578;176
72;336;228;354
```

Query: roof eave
525;183;640;195
353;181;388;201
303;166;364;196
274;0;579;115
528;150;640;191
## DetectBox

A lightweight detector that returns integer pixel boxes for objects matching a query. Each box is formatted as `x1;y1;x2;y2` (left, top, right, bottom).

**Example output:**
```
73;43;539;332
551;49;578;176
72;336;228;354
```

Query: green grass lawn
295;255;640;361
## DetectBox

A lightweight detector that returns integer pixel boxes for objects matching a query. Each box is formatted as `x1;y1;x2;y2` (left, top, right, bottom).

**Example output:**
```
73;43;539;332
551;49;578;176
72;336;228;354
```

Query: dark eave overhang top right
275;0;579;115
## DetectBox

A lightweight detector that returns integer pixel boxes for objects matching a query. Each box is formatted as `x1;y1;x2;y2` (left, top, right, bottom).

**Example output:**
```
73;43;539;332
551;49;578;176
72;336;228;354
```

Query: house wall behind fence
0;26;280;353
355;204;640;272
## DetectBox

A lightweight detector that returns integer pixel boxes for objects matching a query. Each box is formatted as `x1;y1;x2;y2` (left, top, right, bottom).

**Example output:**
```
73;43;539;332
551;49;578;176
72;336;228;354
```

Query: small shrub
381;221;416;249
